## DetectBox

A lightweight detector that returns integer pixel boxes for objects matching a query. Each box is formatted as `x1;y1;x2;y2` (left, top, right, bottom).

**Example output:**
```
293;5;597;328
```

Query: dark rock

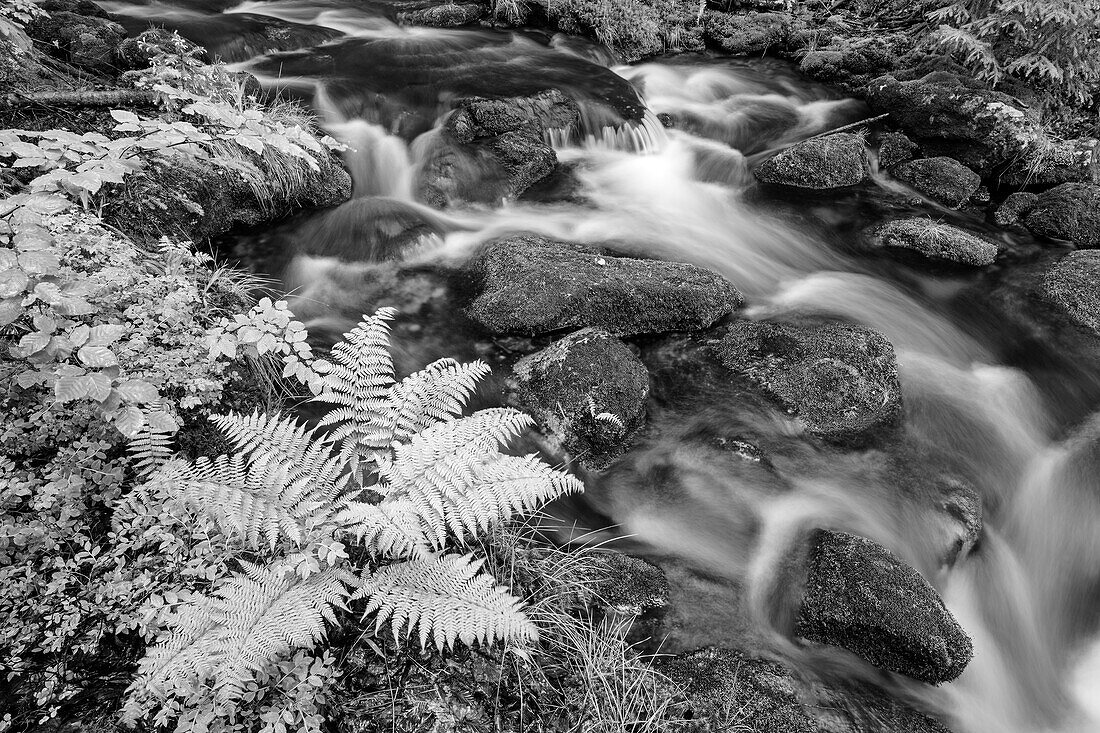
796;529;974;683
448;89;581;142
755;133;868;189
1043;250;1100;336
711;319;902;444
866;74;1044;174
1001;137;1100;187
812;681;955;733
993;192;1039;227
464;235;743;336
586;552;669;614
1024;183;1100;248
506;327;649;469
798;38;898;86
869;219;998;266
661;648;818;733
931;477;982;565
891;157;980;209
25;0;126;73
877;131;918;170
703;10;790;55
397;3;487;27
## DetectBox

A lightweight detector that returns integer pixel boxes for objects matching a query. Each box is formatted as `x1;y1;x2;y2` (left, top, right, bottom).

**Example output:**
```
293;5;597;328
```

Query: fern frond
334;498;434;559
131;563;351;701
383;358;491;445
128;413;177;478
354;553;537;651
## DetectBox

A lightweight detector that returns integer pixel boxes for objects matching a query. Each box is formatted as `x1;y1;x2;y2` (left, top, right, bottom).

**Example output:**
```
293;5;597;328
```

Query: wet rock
418;90;579;207
703;10;791;56
796;529;974;684
1043;250;1100;336
877;131;918;170
866;74;1044;174
1024;183;1100;248
931;477;983;565
506;327;649;469
711;319;902;444
891;157;980;209
993;192;1039;227
755;133;868;189
397;3;487;27
1001;137;1100;187
586;552;669;614
661;648;818;733
869;219;998;266
812;681;955;733
798;38;898;86
25;0;126;73
464;235;743;336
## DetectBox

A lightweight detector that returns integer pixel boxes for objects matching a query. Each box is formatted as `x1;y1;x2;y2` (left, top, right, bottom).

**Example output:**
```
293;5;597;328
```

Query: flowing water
100;1;1100;729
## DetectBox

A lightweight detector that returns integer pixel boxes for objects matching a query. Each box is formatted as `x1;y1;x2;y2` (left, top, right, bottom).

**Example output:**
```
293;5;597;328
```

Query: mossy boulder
797;37;899;86
464;235;743;336
711;319;901;444
993;191;1039;227
703;10;790;56
24;0;126;73
877;131;918;169
869;219;998;266
506;327;649;469
1023;183;1100;248
397;3;487;27
1042;250;1100;336
796;530;973;684
866;74;1044;174
586;552;669;614
890;157;980;209
1001;137;1100;187
754;133;868;189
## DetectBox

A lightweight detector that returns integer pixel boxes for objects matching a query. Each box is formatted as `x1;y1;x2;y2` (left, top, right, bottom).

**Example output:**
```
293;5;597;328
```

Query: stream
96;1;1100;730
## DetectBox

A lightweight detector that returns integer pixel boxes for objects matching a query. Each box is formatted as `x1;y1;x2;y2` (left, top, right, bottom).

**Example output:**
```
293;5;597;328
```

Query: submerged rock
397;3;487;27
1023;183;1100;248
506;327;649;469
931;477;983;566
866;74;1043;174
993;192;1039;227
796;529;973;684
703;10;790;56
464;235;742;336
812;681;955;733
1043;250;1100;336
891;157;980;209
755;133;868;189
711;319;902;444
869;219;998;266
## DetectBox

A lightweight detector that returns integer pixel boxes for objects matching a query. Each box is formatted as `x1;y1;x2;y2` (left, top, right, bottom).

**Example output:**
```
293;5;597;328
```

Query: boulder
891;157;980;209
866;74;1044;173
506;327;649;469
417;90;579;207
755;133;868;189
585;552;669;614
661;648;818;733
1043;250;1100;336
397;3;487;27
931;477;983;566
877;131;918;170
711;319;902;444
464;235;743;336
1001;137;1100;187
797;38;899;87
24;0;126;73
703;10;790;56
1023;183;1100;248
993;192;1039;227
796;529;974;684
869;219;998;266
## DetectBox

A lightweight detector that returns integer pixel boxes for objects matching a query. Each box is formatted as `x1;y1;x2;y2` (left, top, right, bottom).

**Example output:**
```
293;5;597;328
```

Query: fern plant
122;307;583;731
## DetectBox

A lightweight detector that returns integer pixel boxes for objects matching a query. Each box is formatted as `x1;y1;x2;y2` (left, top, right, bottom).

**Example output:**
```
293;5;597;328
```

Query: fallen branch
1;89;159;109
751;113;891;160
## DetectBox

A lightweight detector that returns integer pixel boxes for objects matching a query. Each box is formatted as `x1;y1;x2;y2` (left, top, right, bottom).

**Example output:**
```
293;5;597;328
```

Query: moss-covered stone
869;219;998;266
754;133;868;189
506;327;649;469
1024;182;1100;248
711;319;901;444
397;3;487;27
890;156;980;209
796;529;973;684
586;552;669;613
464;235;743;336
24;0;126;73
993;191;1039;227
1042;250;1100;336
877;131;918;169
703;10;790;56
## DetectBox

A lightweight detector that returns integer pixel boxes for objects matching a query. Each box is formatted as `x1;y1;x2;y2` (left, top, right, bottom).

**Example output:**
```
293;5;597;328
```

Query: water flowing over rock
464;235;743;336
1043;250;1100;336
1023;183;1100;248
866;74;1043;174
993;192;1039;227
711;319;902;444
796;529;974;684
890;157;980;209
505;327;649;469
869;219;998;266
754;133;869;189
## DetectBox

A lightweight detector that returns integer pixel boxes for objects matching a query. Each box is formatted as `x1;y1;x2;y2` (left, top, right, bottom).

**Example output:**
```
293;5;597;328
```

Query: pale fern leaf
382;358;491;445
334;498;436;558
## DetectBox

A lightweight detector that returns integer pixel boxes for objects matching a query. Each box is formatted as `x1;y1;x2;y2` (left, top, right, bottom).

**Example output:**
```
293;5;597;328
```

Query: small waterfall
546;109;669;153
